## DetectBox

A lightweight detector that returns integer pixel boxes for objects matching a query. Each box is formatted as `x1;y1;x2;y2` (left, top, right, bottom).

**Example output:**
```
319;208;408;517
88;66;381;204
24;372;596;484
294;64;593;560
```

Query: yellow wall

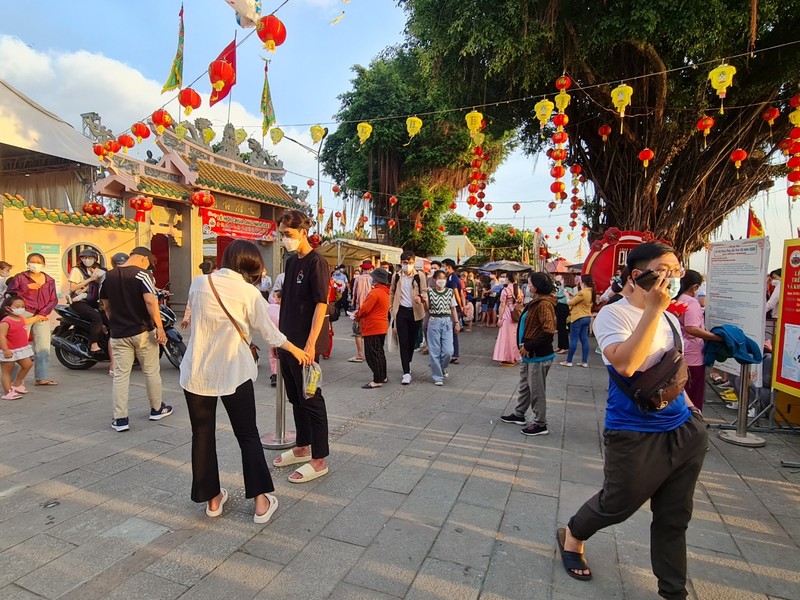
1;206;137;299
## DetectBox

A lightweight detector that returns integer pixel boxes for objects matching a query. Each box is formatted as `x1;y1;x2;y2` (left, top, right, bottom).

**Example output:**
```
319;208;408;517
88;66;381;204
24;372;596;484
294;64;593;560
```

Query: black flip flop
556;528;592;581
361;382;382;389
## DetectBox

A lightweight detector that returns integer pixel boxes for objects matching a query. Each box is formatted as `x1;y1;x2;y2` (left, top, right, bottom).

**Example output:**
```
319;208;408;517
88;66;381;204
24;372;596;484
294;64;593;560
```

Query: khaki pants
111;331;162;419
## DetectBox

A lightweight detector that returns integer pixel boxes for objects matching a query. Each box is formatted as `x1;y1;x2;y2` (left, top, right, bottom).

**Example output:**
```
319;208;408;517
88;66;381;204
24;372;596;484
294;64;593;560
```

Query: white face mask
403;263;414;274
499;277;507;285
81;258;96;267
435;279;447;288
10;307;26;316
281;238;301;252
27;263;44;273
667;277;682;298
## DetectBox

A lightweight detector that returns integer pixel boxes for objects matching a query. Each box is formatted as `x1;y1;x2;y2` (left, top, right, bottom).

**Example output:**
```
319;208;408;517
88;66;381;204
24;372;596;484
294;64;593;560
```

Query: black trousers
395;306;420;375
555;303;570;350
568;414;708;600
183;380;274;503
279;348;329;459
336;289;349;315
71;301;104;346
364;334;387;383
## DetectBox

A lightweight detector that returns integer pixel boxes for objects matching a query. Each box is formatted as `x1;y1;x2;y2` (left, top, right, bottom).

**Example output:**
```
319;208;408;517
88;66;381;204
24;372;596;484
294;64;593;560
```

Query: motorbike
52;284;186;370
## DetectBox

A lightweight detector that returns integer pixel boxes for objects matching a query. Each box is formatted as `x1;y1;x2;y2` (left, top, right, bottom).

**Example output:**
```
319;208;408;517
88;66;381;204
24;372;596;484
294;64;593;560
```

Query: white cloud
0;36;54;86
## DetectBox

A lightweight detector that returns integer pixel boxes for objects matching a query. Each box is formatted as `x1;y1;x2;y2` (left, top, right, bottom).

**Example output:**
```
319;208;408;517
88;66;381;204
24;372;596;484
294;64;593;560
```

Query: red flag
746;205;764;238
209;38;237;107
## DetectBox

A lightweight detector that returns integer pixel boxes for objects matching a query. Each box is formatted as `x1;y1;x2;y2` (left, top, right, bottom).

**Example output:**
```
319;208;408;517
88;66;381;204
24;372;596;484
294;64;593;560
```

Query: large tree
321;48;510;256
400;0;800;255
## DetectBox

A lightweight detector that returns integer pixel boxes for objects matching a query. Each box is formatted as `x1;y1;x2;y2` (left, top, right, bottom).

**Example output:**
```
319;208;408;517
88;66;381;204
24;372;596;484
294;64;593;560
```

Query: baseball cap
130;246;155;266
360;261;374;270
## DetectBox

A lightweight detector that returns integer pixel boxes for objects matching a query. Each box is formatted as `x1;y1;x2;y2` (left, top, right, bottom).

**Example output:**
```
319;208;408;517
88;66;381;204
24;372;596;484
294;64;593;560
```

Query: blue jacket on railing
703;324;763;367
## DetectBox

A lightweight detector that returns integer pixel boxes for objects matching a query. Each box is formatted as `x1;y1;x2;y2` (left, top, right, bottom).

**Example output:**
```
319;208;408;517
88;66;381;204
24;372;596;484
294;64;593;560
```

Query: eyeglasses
650;267;685;278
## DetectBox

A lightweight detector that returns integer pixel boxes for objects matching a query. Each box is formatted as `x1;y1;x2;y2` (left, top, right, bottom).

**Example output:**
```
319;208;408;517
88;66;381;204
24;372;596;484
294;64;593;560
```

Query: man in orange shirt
355;268;391;389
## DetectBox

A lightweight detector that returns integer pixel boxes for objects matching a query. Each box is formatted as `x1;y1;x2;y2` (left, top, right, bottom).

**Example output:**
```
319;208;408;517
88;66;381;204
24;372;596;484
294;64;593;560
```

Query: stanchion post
718;363;766;447
261;369;296;449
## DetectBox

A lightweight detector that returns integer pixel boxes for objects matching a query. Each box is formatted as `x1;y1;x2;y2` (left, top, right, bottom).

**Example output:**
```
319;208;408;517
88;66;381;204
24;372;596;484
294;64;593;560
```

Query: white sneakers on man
401;373;412;385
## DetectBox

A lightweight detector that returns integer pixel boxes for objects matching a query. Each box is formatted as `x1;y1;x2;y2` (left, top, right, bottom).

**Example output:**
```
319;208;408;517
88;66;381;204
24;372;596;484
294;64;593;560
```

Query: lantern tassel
135;211;146;222
211;80;225;91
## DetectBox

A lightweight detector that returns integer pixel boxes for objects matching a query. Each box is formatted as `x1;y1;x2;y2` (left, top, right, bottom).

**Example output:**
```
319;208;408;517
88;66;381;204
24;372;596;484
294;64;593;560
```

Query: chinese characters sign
773;239;800;395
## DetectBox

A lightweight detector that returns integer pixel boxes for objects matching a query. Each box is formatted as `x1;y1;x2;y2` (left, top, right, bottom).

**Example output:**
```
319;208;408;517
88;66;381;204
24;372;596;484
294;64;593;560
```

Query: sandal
288;462;328;484
557;528;592;581
35;380;58;386
709;373;724;384
361;382;383;389
559;361;573;367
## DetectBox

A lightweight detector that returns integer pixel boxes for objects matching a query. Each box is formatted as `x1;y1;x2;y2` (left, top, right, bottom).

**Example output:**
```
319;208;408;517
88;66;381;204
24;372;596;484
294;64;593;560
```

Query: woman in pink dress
493;273;523;366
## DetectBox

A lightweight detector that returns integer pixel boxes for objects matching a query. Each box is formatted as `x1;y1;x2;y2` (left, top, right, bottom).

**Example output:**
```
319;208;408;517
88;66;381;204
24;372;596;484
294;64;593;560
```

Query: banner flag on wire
161;4;185;93
261;60;276;136
324;212;334;236
209;38;237;107
747;205;765;238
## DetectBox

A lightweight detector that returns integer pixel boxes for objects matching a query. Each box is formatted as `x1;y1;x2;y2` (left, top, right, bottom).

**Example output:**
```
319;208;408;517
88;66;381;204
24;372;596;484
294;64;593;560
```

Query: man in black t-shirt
100;247;172;432
272;210;329;484
443;259;464;363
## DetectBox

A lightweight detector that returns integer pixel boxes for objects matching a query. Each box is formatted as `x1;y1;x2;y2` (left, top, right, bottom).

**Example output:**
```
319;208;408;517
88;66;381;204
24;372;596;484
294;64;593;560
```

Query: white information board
705;238;769;384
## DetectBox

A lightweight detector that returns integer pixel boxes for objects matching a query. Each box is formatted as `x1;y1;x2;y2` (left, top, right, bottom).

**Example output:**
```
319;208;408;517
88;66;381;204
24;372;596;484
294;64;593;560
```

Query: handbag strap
207;275;248;345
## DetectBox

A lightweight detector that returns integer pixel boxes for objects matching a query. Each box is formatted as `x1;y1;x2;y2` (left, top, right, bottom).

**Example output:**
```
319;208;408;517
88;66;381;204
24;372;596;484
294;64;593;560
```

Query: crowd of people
0;218;784;600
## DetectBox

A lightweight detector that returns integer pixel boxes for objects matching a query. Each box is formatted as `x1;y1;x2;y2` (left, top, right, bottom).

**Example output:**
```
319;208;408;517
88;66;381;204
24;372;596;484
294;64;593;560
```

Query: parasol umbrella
480;260;532;273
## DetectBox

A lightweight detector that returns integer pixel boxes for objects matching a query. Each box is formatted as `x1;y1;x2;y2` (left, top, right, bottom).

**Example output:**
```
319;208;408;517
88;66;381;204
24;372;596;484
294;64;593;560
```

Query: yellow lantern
465;110;483;137
789;109;800;127
554;90;570;114
611;83;633;133
534;98;555;129
310;124;326;143
234;128;248;145
202;128;216;144
406;116;422;144
473;132;486;146
356;122;372;144
708;63;736;114
270;127;284;145
174;123;188;140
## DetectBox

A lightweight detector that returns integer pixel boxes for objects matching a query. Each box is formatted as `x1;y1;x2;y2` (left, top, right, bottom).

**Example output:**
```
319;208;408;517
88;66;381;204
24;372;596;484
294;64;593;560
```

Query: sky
0;0;795;269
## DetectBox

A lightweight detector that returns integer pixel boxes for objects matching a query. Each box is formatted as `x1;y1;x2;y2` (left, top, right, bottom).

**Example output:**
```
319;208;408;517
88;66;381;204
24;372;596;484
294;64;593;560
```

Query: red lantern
555;75;572;90
475;210;484;220
361;215;369;223
461;226;469;234
791;127;800;140
570;164;582;175
550;181;565;195
570;211;579;219
509;228;516;235
484;203;493;212
556;226;563;233
788;156;800;169
552;131;568;145
415;222;423;231
468;183;479;194
82;201;105;216
762;107;780;127
486;227;494;234
388;219;396;228
553;113;569;128
598;124;612;142
307;179;315;187
779;138;792;155
334;211;342;218
129;195;153;222
449;201;457;211
791;95;800;108
471;158;483;169
363;192;372;201
472;146;483;156
638;148;654;169
257;15;287;52
309;233;322;248
178;88;201;115
548;201;557;211
788;171;800;183
422;200;431;210
476;200;485;209
511;203;521;214
190;190;215;208
93;143;107;162
477;191;485;200
551;148;566;162
389;195;398;206
151;109;173;135
697;116;714;136
467;196;478;206
438;225;446;232
470;170;481;181
788;185;800;198
131;122;150;143
117;134;135;153
569;220;578;228
209;59;235;93
550;165;566;179
318;207;325;216
104;140;121;157
730;148;747;176
332;184;341;194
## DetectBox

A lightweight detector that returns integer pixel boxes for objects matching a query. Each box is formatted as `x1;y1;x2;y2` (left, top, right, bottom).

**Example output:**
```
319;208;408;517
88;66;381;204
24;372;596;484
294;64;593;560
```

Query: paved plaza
0;322;799;600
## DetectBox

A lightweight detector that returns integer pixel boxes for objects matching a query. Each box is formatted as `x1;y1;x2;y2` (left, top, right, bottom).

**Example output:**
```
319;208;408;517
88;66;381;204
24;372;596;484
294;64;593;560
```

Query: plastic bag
387;324;398;353
303;362;322;398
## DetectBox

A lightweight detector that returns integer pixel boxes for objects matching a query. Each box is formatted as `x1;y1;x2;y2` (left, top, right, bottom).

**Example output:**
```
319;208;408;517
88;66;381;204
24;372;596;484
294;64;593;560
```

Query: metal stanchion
718;364;766;447
261;370;296;449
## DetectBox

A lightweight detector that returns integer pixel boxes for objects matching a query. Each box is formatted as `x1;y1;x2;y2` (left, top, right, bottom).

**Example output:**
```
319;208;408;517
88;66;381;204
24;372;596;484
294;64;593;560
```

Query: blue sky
0;0;794;267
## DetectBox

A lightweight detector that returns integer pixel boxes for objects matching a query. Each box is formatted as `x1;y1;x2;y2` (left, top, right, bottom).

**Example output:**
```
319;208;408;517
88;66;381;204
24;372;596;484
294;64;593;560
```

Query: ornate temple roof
136;176;192;200
195;160;296;208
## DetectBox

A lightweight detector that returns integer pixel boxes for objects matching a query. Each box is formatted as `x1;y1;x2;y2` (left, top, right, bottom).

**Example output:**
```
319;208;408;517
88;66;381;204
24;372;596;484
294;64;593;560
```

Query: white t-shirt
594;297;681;370
399;273;414;308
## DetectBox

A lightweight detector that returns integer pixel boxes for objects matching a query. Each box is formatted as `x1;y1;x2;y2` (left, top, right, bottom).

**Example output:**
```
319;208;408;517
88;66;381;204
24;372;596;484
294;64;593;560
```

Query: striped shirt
99;265;158;338
427;288;456;316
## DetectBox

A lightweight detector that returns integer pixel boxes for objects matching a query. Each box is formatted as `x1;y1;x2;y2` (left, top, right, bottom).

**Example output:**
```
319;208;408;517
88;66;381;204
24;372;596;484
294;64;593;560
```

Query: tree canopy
399;0;800;255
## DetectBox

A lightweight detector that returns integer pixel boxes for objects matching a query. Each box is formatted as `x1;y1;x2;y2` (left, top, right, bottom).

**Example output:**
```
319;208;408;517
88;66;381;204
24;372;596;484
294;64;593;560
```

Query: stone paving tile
457;465;514;509
102;571;187;600
429;501;502;570
310;461;383;503
327;582;400;600
0;533;76;588
405;557;484;600
395;473;464;527
321;487;406;547
368;454;432;494
0;583;44;599
177;552;282;600
344;517;439;597
254;537;363;600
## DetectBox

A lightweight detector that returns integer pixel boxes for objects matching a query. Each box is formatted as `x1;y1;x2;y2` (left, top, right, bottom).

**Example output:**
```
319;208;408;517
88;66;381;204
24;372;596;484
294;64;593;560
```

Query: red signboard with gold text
200;208;276;242
772;239;800;395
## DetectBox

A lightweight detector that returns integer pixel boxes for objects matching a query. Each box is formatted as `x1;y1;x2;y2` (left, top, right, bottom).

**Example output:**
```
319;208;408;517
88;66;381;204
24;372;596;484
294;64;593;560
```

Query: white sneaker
434;381;444;386
443;370;449;379
401;373;412;385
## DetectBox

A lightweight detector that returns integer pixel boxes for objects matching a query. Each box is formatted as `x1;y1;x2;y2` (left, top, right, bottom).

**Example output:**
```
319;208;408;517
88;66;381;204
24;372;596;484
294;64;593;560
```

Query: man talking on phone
557;241;707;600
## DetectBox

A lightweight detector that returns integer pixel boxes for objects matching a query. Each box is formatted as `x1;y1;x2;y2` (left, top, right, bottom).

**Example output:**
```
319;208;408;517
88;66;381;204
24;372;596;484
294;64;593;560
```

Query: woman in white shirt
180;240;311;524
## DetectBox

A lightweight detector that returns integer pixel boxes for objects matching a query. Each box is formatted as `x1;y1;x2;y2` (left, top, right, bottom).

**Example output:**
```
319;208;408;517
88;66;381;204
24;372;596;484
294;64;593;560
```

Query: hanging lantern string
231;39;800;129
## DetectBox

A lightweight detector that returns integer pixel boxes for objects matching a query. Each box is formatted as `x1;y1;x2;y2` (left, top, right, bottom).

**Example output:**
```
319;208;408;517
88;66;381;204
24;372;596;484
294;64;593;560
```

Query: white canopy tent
317;238;403;267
